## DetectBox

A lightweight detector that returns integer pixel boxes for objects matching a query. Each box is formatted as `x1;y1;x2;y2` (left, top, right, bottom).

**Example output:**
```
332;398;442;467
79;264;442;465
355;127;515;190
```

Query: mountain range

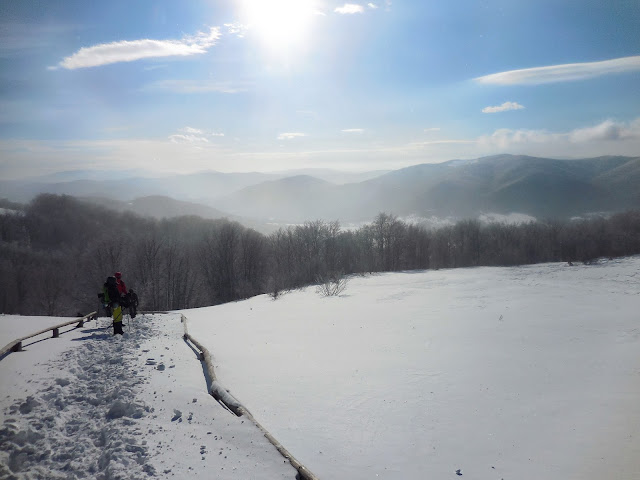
214;155;640;221
1;155;638;226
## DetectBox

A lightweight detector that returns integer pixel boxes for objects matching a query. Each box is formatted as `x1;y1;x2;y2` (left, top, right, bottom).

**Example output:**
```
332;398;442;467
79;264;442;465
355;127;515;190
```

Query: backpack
105;276;121;305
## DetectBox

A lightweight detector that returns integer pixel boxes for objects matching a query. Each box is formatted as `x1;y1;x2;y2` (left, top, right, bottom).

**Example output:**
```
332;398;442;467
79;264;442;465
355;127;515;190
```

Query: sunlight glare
239;0;319;55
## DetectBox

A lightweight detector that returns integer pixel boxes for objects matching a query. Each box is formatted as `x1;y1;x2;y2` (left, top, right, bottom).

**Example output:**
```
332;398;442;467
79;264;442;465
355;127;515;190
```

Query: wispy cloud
277;132;307;140
169;134;209;144
224;23;248;37
143;64;168;72
424;127;441;132
143;79;249;94
342;128;364;133
169;126;225;144
335;4;365;14
475;55;640;86
180;126;204;135
478;118;640;148
482;101;525;113
50;27;220;70
568;119;640;142
368;3;379;8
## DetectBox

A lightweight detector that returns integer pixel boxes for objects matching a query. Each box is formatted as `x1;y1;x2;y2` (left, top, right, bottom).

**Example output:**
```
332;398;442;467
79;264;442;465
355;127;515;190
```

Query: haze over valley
2;155;638;231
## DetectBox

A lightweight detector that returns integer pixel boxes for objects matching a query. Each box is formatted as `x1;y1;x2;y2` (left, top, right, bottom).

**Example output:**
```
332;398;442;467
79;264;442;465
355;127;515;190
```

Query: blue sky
1;0;639;178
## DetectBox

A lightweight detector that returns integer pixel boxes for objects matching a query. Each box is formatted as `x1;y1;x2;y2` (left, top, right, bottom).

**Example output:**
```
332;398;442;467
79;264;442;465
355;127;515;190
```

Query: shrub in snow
315;272;349;297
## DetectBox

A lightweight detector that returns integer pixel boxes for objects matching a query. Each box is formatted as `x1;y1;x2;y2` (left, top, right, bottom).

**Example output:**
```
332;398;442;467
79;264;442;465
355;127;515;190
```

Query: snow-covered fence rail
181;314;245;416
180;314;320;480
0;311;97;358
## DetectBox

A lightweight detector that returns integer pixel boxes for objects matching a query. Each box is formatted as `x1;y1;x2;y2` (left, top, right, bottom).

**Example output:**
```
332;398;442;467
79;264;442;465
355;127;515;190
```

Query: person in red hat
114;271;128;296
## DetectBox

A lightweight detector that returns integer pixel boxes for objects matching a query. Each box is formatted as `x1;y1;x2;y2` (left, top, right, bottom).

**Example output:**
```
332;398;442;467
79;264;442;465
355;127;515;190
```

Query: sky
1;0;639;179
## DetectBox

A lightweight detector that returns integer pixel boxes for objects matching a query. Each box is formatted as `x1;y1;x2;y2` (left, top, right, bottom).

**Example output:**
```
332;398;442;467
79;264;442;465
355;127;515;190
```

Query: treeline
1;194;639;316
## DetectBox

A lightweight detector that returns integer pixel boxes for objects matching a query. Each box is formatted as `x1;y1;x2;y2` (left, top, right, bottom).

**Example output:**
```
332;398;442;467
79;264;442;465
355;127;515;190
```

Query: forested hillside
1;194;639;316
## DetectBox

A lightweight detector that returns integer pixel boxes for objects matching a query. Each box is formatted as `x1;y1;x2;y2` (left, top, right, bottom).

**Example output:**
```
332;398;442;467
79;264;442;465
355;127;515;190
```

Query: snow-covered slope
182;257;640;480
2;258;639;479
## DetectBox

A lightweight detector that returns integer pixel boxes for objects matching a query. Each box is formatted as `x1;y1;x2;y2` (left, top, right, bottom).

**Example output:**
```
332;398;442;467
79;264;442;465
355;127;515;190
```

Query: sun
237;0;319;56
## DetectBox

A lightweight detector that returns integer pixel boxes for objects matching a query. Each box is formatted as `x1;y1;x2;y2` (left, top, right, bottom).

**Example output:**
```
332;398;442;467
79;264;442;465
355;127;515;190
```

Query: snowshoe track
0;317;158;480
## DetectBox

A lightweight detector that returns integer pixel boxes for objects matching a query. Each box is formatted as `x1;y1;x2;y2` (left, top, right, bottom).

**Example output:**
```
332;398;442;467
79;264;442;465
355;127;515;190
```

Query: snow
0;315;78;347
182;257;640;480
2;257;639;479
0;314;298;479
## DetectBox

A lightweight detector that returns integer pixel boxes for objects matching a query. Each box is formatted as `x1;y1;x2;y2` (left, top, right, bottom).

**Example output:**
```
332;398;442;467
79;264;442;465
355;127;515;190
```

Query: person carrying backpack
104;275;124;335
128;288;139;318
98;281;112;317
115;271;128;296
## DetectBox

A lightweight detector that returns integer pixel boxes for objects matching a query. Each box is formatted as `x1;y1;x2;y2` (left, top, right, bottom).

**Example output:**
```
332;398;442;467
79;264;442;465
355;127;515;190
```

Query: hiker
104;275;124;335
128;288;139;318
115;271;138;314
98;281;112;317
115;271;128;296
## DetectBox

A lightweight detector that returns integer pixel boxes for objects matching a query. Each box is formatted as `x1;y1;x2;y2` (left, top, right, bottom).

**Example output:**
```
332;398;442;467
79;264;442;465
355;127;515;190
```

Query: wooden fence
180;314;319;480
0;311;98;358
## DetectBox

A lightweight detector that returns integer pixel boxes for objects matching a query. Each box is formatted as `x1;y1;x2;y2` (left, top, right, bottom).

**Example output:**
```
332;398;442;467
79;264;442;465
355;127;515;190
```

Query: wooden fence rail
0;311;98;358
180;314;320;480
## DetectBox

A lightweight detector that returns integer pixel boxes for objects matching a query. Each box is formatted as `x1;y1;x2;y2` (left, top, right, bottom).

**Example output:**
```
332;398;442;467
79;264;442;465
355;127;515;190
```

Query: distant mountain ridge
0;168;386;204
1;155;638;223
214;155;640;221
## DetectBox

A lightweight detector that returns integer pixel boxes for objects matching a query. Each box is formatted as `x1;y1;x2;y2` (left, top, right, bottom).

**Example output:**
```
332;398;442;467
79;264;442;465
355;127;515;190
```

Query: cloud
169;127;226;144
179;126;204;135
144;79;248;94
478;119;640;149
342;128;364;133
405;119;640;160
424;127;441;132
168;134;209;144
482;101;525;113
477;128;560;149
224;23;248;37
569;119;640;143
368;3;378;8
475;55;640;85
277;132;307;140
3;119;640;180
51;27;220;70
335;4;365;14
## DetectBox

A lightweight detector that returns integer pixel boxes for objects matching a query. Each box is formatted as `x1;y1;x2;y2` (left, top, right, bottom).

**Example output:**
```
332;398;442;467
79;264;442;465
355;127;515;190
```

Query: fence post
53;328;60;338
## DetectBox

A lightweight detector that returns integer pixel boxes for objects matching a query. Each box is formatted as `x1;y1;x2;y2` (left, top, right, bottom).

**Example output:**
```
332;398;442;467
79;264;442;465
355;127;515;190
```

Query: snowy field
1;257;639;479
183;257;640;480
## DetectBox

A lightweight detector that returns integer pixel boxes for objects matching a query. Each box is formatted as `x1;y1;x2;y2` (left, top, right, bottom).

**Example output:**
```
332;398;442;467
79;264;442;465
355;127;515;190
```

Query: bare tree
316;272;349;297
200;221;242;303
131;234;164;310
